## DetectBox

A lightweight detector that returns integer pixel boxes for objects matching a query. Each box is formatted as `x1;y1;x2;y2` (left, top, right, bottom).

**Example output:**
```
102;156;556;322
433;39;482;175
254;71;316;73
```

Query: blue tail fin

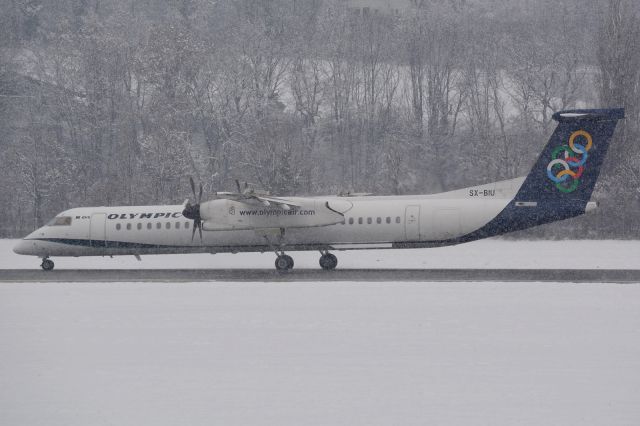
456;108;625;242
515;108;624;203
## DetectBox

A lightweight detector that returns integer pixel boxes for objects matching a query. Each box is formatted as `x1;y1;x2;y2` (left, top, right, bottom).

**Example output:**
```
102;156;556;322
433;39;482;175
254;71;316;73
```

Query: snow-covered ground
2;239;640;425
2;238;640;269
1;281;640;426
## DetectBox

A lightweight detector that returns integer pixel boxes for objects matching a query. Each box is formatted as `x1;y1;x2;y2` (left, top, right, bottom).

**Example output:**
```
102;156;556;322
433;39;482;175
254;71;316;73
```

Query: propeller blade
235;179;241;193
189;177;197;200
185;177;205;244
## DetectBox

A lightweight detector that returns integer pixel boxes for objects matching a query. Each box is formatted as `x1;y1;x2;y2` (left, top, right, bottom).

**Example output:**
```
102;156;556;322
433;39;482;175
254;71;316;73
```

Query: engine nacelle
199;199;345;231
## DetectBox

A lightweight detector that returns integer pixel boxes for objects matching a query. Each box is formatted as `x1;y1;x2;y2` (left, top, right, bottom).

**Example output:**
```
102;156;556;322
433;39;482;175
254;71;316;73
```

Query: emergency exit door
90;213;106;248
404;205;420;241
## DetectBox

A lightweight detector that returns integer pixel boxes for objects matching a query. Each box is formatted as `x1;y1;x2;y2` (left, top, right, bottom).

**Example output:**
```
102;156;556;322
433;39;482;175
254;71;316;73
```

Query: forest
0;0;638;238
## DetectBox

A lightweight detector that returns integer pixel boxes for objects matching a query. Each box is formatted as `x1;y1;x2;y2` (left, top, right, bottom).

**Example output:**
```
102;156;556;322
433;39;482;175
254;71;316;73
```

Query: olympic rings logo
546;130;593;193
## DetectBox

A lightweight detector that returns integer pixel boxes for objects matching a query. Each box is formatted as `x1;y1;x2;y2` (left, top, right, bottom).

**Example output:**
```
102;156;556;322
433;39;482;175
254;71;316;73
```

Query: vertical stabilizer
515;108;624;204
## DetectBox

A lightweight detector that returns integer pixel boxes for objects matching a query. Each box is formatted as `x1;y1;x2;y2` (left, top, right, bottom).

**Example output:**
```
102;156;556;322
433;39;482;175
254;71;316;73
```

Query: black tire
319;253;338;270
275;255;294;271
41;259;54;271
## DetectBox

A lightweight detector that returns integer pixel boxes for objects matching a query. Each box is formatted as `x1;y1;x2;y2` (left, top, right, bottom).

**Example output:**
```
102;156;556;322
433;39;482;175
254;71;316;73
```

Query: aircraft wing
254;195;302;210
213;192;302;210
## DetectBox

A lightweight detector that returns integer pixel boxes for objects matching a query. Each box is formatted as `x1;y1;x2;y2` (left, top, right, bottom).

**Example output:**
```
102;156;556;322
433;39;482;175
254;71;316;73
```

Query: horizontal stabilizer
552;108;624;122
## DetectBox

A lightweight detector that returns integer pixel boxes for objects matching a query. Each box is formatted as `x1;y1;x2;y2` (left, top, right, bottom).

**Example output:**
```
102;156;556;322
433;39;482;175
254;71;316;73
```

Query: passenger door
404;205;421;241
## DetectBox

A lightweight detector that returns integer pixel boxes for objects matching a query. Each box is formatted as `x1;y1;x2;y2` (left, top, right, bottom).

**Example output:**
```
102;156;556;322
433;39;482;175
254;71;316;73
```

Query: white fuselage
15;178;525;258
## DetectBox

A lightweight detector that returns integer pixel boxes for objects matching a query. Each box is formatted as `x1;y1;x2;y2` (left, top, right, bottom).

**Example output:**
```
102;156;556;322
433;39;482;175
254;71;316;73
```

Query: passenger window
349;217;354;225
116;223;121;231
175;222;180;229
185;222;190;229
147;223;152;230
126;223;131;230
166;222;171;229
367;217;372;224
396;216;401;224
358;217;363;225
386;217;391;224
376;217;381;224
137;223;142;230
156;222;161;229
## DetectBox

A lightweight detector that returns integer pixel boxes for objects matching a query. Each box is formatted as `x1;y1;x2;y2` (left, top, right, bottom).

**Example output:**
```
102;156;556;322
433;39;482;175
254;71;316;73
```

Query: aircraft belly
286;225;399;245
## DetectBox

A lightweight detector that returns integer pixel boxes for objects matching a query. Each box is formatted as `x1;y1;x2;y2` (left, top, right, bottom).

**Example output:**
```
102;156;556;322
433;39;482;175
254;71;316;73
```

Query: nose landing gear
41;258;55;271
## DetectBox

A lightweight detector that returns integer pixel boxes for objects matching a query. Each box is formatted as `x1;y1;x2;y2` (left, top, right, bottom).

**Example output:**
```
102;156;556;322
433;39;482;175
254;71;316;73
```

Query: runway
2;268;640;283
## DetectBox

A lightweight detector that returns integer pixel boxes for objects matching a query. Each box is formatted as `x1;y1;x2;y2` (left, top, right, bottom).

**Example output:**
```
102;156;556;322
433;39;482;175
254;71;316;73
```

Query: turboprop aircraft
14;108;624;271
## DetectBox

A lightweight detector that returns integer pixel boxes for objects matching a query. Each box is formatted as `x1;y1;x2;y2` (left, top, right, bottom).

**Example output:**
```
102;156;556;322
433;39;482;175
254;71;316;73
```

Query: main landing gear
273;251;338;271
275;252;294;271
41;257;54;271
265;229;338;271
319;251;338;270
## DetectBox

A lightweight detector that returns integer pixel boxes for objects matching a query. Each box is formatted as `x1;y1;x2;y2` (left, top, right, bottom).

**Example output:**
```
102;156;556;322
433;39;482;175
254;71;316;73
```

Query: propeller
182;176;204;242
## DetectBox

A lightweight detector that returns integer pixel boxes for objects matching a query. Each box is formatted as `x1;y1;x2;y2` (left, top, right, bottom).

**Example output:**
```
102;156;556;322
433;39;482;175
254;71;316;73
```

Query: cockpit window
47;216;72;226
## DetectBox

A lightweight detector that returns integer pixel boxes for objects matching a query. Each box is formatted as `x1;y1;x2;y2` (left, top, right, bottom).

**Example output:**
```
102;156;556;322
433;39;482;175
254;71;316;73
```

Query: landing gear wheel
319;253;338;270
275;254;294;271
41;258;54;271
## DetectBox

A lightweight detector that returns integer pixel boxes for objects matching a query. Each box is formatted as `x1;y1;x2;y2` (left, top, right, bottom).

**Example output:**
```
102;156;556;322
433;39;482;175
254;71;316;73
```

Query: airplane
13;108;624;271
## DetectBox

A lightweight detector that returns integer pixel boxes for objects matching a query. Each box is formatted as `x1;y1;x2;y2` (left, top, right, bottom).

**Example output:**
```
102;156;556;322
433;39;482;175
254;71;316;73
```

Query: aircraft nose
13;239;35;255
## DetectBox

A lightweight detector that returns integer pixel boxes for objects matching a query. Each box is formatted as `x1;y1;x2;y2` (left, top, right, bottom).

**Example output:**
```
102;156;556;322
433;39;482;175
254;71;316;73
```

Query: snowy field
2;238;640;269
2;239;640;425
2;281;640;426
